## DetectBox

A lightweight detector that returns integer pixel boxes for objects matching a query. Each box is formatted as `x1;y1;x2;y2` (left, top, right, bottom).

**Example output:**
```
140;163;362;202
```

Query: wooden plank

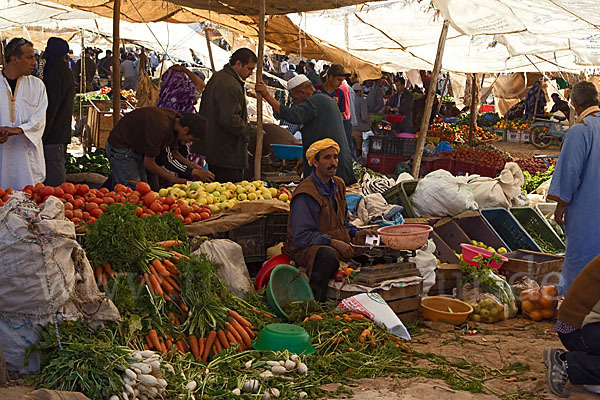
378;283;422;301
112;0;121;127
387;296;421;314
396;309;419;321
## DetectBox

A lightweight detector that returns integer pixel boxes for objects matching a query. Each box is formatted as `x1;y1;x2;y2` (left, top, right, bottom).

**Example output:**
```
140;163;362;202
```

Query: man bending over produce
545;254;600;397
547;81;600;295
106;107;206;189
283;139;374;301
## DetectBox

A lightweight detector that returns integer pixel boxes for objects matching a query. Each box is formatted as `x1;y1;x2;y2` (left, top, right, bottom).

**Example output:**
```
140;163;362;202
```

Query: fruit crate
472;164;501;178
509;207;565;254
480;208;542;252
454;160;475;176
227;217;267;263
266;212;289;247
428;263;462;296
499;250;563;286
368;136;418;157
433;219;471;253
431;158;455;173
382;179;419;218
367;154;410;175
419;157;437;177
429;231;460;264
453;211;509;251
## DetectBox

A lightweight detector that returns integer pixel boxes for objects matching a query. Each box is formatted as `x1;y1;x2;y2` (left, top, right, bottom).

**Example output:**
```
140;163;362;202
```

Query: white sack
411;169;477;217
0;193;120;373
195;239;252;298
468;162;527;209
408;239;437;295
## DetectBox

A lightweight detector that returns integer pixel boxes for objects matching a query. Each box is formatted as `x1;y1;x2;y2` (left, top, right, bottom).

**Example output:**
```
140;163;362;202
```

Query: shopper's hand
0;133;7;144
254;81;269;97
331;239;354;260
554;204;566;226
354;229;379;245
1;127;23;136
191;169;215;182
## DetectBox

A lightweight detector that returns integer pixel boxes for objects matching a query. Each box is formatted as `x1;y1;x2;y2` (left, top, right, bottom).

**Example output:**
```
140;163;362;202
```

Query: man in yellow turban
283;139;374;301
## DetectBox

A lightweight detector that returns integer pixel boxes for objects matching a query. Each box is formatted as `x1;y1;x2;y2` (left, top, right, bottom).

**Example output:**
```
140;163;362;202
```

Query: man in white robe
0;38;48;189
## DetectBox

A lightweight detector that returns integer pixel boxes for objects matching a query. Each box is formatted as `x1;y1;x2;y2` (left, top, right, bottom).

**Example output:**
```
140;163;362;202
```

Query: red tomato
85;202;99;212
71;217;81;223
72;198;84;209
90;208;103;218
183;217;192;224
5;188;14;195
103;197;115;205
60;182;76;195
150;201;163;213
136;207;143;217
99;187;109;194
162;204;170;212
91;197;103;205
136;182;152;196
127;194;140;204
73;209;83;219
100;204;107;211
191;204;201;213
164;196;175;206
82;211;90;220
76;184;89;196
64;210;73;219
179;204;191;217
142;192;158;208
22;185;33;194
63;194;74;203
34;182;45;192
39;186;54;198
88;217;97;224
63;202;74;211
114;184;128;193
200;211;211;220
53;187;64;198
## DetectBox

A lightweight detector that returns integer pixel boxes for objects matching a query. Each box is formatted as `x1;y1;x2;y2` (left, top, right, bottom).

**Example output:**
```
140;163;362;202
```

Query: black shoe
544;348;569;398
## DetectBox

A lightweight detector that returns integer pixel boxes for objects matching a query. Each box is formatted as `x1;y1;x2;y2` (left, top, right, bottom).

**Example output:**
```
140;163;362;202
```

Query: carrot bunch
94;263;115;286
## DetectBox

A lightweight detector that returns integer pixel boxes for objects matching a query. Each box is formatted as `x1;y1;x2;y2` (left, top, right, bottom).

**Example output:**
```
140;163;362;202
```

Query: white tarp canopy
287;0;600;73
0;0;231;68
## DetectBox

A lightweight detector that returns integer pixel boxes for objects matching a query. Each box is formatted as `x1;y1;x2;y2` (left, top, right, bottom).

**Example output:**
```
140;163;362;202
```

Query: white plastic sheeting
289;0;600;72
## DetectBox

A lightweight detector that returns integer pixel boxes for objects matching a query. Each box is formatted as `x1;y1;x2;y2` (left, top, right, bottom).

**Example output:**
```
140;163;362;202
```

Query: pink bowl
377;224;433;250
460;243;508;269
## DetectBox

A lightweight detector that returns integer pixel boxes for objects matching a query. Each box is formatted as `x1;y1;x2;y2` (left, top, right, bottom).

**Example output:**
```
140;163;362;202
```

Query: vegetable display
437;145;513;170
522;165;554;193
428;123;496;143
66;149;111;176
516;158;556;175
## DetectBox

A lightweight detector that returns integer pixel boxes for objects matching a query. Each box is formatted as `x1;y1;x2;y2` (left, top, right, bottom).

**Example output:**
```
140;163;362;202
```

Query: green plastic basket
382;179;419;218
253;323;315;354
266;265;314;319
509;207;565;254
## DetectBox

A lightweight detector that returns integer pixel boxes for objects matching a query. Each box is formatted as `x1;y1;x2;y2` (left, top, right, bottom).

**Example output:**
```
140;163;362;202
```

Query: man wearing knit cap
281;138;374;301
255;74;356;186
42;37;75;186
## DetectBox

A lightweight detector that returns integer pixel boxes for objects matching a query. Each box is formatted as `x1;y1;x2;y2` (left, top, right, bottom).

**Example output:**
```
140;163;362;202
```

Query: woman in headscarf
42;37;75;186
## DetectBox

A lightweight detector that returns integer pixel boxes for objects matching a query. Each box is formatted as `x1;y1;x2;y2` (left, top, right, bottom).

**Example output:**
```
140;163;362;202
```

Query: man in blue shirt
280;139;373;300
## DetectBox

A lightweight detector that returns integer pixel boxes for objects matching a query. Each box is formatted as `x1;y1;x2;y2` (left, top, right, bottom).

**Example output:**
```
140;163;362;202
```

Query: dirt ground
493;141;560;160
4;317;597;400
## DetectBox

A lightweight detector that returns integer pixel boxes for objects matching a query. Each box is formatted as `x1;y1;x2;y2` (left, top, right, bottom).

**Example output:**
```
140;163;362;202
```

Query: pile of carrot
94;263;115;286
185;310;255;363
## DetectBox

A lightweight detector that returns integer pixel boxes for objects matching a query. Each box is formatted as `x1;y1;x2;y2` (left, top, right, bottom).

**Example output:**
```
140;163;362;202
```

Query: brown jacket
191;64;256;169
558;254;600;329
283;175;351;276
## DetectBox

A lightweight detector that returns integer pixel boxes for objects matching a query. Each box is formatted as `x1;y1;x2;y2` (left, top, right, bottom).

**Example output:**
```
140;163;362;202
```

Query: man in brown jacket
545;254;600;397
283;139;372;301
191;48;257;182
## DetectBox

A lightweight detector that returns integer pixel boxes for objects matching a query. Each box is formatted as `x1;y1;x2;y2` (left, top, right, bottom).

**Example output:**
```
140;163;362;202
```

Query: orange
529;310;543;322
344;268;354;277
541;308;554;320
527;289;541;305
539;294;554;310
521;299;535;313
543;285;558;298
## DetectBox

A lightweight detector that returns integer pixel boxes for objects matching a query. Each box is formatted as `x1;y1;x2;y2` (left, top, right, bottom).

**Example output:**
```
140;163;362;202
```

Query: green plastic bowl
370;114;384;123
253;323;316;354
266;264;314;319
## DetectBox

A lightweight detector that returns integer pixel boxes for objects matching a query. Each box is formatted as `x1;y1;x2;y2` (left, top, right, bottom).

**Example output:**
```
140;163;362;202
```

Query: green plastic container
382;179;419;218
509;207;565;254
370;114;384;123
266;264;314;319
253;323;315;354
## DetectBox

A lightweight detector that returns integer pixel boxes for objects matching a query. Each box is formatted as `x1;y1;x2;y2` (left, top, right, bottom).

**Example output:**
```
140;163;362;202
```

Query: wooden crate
327;279;422;321
428;263;462;296
88;99;135;149
499;250;563;286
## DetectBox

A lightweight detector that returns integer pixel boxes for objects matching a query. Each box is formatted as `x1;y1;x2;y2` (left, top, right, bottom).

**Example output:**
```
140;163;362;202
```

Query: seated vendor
283;139;374;301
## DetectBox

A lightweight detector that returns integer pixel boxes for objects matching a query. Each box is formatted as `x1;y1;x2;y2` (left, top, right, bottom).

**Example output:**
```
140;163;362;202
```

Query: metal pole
253;0;266;180
112;0;122;127
412;20;450;178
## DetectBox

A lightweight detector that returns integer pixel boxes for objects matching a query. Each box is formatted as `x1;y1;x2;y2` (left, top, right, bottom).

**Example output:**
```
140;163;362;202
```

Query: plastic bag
195;239;252;298
459;267;518;320
519;285;558;322
409;239;437;295
338;293;411;340
463;290;506;324
411;169;477;217
510;276;539;309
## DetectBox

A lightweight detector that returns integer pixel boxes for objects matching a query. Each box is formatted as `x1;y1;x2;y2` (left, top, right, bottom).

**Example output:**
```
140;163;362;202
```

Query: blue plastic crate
271;144;303;160
480;208;542;252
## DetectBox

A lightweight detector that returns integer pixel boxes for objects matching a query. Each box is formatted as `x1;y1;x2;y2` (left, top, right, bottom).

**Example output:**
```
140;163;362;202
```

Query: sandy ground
493;141;560;160
4;317;597;400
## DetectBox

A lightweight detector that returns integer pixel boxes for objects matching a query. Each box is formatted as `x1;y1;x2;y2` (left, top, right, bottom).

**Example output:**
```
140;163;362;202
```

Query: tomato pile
437;145;513;170
0;181;211;225
515;158;556;175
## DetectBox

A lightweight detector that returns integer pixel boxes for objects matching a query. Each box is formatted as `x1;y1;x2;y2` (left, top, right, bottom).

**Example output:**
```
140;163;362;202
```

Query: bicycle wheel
530;125;553;149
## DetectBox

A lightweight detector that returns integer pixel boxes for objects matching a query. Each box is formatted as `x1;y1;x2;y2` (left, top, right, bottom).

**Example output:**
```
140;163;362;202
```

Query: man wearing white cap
351;83;374;159
255;75;357;185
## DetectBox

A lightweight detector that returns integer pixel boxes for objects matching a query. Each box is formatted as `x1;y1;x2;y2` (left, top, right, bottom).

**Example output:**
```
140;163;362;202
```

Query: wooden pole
253;0;266;180
412;20;450;178
112;0;122;128
532;78;543;120
435;74;450;116
467;73;479;146
204;29;216;73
